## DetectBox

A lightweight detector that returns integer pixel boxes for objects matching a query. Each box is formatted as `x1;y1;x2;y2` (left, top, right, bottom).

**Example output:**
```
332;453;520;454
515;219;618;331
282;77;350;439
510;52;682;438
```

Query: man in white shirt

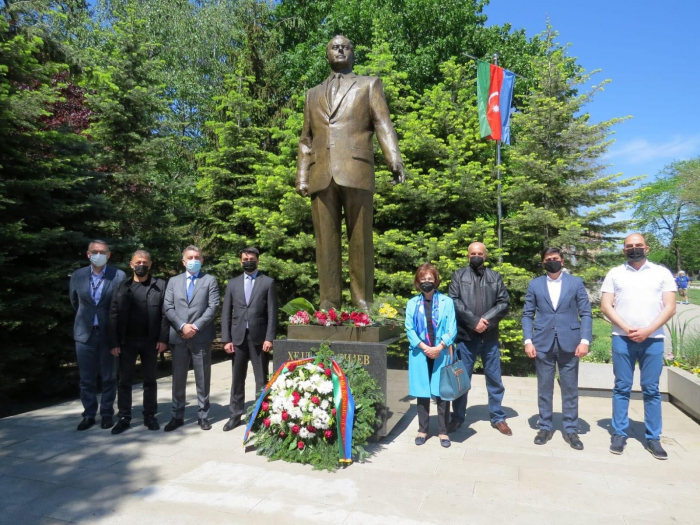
601;233;676;459
522;248;592;449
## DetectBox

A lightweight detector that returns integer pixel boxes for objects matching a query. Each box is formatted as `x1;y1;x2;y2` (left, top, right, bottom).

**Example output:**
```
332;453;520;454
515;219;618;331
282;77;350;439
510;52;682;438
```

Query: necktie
245;275;252;305
186;276;195;302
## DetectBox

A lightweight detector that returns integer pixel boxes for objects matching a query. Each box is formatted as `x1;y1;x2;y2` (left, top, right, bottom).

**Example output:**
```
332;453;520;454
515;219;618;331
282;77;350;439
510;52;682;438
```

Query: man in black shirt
448;242;511;435
108;250;170;434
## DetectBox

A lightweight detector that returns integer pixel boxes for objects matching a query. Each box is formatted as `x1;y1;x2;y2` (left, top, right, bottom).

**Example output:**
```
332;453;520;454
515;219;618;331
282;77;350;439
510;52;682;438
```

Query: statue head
326;35;354;73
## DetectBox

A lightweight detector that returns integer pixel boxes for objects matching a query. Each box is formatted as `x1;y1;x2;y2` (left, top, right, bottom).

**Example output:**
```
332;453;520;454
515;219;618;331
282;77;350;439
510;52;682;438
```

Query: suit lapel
540;276;554;310
556;273;571;311
330;74;357;118
189;272;205;304
319;78;331;116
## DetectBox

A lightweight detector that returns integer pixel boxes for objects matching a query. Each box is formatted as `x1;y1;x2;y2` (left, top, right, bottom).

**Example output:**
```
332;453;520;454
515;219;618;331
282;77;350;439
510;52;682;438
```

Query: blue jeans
612;335;664;440
75;328;117;419
451;339;506;425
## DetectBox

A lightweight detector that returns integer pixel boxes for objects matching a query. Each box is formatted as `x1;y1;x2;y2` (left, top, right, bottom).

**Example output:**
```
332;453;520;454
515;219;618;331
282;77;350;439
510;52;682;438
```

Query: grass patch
686;288;700;306
583;317;612;363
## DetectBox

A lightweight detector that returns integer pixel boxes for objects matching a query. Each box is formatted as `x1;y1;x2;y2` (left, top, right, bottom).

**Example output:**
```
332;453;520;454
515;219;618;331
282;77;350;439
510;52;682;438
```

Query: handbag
439;345;471;401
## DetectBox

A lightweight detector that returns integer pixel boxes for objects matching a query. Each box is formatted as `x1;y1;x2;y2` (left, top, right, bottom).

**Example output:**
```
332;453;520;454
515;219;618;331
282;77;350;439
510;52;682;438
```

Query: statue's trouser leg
311;181;343;310
340;184;374;309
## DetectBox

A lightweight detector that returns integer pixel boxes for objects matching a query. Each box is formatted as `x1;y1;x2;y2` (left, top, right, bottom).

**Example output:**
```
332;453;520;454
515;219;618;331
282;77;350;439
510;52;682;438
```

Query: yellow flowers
378;303;398;319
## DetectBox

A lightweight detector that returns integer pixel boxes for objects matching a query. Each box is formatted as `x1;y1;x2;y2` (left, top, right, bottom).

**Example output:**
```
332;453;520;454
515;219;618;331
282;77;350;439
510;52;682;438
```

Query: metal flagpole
494;52;503;264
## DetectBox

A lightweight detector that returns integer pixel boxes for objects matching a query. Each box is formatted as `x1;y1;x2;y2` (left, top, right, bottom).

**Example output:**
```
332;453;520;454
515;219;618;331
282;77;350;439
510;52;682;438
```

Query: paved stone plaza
1;357;699;525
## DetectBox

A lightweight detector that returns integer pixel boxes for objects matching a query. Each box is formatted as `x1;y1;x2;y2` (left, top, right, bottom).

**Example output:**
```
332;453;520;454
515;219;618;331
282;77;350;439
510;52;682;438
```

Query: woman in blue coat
405;263;457;447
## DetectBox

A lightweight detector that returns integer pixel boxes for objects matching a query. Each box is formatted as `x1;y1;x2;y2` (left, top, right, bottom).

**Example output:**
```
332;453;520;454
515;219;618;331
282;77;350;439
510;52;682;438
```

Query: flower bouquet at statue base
243;342;383;471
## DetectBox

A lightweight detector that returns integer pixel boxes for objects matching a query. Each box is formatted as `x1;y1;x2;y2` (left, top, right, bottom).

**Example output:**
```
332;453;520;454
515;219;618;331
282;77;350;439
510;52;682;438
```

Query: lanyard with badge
90;273;106;302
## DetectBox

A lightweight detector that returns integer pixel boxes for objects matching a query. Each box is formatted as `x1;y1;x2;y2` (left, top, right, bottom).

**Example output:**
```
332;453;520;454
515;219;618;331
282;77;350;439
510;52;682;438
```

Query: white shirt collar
625;260;651;272
546;273;563;283
186;271;200;279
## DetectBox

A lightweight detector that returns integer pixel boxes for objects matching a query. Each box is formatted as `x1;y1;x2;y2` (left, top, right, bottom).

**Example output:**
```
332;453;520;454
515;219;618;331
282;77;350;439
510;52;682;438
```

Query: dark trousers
536;338;579;433
311;179;373;309
75;327;116;419
229;330;269;420
416;358;449;434
451;338;506;425
117;338;158;420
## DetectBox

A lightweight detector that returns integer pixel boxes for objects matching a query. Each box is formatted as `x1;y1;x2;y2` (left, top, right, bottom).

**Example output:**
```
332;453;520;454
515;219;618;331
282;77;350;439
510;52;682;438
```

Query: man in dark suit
522;247;593;449
163;245;220;431
108;249;170;434
221;247;278;431
296;35;404;311
69;240;126;431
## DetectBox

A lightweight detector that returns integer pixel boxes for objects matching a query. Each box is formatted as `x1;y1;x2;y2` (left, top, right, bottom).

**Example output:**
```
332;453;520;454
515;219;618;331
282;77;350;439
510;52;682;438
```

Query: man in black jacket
108;250;170;434
448;242;512;435
220;247;278;431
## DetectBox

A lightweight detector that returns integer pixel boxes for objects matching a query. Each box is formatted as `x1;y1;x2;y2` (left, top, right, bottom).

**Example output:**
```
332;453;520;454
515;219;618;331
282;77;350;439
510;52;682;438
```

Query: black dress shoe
564;432;584;450
646;439;668;460
198;418;212;431
610;435;627;455
164;418;184;432
144;417;160;431
77;417;95;431
111;418;130;435
534;429;553;445
223;418;242;432
101;416;114;429
440;438;451;448
447;419;463;433
415;435;427;446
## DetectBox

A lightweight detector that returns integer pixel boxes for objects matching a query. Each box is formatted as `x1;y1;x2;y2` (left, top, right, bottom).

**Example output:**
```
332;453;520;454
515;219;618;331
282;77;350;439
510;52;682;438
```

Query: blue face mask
90;253;107;268
186;259;202;274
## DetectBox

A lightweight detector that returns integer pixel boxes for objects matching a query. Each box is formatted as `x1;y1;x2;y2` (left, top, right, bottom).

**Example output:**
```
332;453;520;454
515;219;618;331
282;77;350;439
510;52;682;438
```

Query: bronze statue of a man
296;35;405;311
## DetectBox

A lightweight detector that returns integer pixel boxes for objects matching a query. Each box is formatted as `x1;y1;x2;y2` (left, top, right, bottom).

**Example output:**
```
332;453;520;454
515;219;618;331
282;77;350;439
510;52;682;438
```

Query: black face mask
419;282;436;293
543;260;563;274
242;260;258;272
133;264;150;277
625;248;646;262
469;256;485;269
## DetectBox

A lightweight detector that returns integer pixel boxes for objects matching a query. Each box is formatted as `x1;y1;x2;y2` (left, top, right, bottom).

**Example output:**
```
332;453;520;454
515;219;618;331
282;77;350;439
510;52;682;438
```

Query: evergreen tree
503;26;638;275
0;14;105;400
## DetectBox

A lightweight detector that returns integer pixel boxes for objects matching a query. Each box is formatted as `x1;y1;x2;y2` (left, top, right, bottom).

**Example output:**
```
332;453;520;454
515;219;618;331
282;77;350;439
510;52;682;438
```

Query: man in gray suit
522;247;592;450
221;247;278;431
69;240;126;431
163;245;220;431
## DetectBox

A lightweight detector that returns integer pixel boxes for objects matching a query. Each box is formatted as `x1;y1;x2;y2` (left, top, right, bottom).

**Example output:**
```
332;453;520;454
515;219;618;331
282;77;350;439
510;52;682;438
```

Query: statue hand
296;182;309;197
391;164;405;185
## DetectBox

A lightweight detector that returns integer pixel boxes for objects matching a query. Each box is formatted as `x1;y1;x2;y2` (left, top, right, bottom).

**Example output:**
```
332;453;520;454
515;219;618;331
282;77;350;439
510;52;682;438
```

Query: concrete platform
1;360;699;524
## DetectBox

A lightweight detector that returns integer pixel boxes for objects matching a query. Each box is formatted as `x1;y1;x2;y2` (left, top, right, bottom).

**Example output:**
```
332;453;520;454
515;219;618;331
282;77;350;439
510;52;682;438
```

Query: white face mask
90;253;107;267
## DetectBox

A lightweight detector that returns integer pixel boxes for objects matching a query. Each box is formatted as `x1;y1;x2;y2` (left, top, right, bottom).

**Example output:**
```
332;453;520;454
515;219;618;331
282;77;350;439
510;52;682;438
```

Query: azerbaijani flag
477;61;515;144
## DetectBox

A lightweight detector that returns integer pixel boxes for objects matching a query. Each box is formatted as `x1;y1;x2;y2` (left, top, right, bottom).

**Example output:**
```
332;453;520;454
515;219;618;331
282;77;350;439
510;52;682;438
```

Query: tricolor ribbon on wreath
243;356;356;464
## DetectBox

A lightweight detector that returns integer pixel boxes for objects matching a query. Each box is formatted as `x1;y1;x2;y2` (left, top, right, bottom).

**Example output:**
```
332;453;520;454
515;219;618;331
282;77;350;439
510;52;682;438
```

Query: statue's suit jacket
297;72;402;195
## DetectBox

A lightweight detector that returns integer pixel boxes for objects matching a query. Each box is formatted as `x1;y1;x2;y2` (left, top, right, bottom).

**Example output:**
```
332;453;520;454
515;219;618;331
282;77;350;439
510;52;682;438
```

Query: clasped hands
524;342;589;359
622;324;652;343
224;340;273;354
420;343;444;359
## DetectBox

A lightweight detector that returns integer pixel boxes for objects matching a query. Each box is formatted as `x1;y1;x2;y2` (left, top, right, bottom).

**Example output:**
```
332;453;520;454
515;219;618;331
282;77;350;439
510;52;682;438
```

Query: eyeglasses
89;250;108;255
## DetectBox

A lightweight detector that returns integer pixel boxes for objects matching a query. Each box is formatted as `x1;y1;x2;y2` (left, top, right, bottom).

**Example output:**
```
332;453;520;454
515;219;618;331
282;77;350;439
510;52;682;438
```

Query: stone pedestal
273;335;399;437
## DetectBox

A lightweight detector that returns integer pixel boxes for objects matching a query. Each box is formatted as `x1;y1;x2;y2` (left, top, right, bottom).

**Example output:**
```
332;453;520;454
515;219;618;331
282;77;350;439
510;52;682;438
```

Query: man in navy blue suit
522;248;592;450
69;240;126;431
